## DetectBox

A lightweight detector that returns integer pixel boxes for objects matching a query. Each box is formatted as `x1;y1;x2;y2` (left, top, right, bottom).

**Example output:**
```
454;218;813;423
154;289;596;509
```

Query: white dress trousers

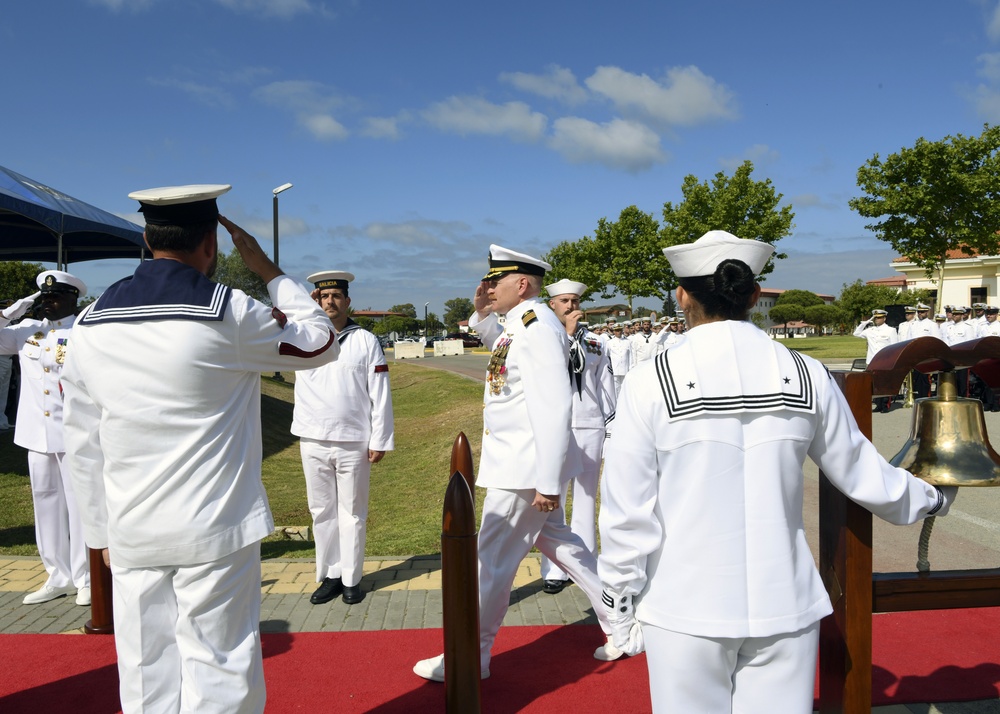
27;450;88;589
112;543;265;714
299;437;371;587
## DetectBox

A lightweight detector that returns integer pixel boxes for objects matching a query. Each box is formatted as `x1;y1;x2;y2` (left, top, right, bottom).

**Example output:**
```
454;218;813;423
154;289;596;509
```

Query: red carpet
2;609;999;712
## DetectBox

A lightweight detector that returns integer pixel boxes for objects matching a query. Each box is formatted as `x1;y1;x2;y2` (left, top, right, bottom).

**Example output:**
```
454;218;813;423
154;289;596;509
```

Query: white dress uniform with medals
62;185;339;714
0;270;90;603
597;231;952;713
539;280;617;586
292;270;394;602
413;245;621;683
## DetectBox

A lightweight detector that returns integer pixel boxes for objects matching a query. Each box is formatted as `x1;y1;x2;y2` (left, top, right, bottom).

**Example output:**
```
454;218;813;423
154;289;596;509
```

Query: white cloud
91;0;328;16
253;80;351;141
148;77;235;109
88;0;156;10
499;65;588;105
719;143;780;171
585;65;738;126
549;117;666;172
422;96;547;142
360;115;408;140
989;2;1000;42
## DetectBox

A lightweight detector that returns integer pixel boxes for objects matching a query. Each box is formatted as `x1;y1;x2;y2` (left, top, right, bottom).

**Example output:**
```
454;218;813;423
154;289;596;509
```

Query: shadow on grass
261;389;298;460
0;525;37;550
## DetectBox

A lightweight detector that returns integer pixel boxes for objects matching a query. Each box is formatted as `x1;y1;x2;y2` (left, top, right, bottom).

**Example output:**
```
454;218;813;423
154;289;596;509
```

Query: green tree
215;249;269;304
849;124;1000;313
388;303;418;319
775;289;824;309
543;235;604;301
803;304;844;336
836;280;904;326
0;261;45;301
659;160;793;281
443;297;475;330
768;303;803;336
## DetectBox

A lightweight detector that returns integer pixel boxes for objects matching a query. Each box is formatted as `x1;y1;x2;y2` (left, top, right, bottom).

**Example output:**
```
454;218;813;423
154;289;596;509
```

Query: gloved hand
929;486;958;517
1;292;40;321
602;589;645;656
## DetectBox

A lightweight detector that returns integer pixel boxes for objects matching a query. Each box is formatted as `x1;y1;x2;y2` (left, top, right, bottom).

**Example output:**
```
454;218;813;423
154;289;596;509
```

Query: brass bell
890;370;1000;487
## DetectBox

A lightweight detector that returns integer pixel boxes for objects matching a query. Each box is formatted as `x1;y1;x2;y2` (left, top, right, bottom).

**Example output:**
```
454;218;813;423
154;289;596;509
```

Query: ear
142;232;151;252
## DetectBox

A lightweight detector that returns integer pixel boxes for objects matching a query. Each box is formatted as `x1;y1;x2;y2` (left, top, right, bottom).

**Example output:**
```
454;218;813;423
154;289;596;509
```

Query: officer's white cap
307;271;355;290
37;270;86;298
545;279;587;297
917;303;931;310
871;309;888;317
662;230;774;278
483;244;551;281
128;184;231;226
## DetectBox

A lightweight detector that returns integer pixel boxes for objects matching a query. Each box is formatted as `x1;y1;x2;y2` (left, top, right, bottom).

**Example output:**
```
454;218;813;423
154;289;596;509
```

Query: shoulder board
521;310;538;327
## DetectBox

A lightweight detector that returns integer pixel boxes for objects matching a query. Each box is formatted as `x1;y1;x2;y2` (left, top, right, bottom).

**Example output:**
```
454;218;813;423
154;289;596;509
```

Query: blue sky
3;0;1000;313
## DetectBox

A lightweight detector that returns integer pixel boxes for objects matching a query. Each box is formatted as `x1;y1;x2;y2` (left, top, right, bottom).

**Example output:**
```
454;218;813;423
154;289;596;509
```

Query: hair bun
713;259;755;305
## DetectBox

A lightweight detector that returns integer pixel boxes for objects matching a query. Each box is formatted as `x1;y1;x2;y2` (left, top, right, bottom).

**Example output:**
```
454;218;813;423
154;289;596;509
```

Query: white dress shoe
22;584;75;605
76;586;91;606
593;636;625;662
413;654;490;682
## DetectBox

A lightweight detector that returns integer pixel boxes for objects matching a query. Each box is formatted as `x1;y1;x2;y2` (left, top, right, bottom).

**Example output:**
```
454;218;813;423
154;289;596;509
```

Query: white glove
1;292;40;321
602;589;645;656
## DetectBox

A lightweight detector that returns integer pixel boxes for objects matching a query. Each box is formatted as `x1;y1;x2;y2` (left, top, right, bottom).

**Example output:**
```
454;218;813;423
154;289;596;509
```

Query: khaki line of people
3;194;956;713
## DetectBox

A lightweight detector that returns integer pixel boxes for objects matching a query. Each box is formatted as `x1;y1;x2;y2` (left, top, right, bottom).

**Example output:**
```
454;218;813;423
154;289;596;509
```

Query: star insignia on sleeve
784;377;791;384
687;381;695;389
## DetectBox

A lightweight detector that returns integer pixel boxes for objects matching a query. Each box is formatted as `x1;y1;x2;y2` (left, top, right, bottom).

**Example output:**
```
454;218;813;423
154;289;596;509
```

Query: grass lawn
0;334;869;560
0;362;486;560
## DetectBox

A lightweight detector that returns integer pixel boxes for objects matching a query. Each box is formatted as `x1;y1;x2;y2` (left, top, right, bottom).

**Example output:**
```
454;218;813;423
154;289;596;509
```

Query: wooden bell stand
818;336;1000;712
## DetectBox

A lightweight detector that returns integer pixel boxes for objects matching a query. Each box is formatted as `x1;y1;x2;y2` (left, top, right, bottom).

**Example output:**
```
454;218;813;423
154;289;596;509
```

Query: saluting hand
474;281;493;318
218;215;283;284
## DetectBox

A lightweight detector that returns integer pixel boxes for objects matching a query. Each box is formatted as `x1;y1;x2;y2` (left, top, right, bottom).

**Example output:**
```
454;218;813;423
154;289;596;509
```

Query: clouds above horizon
91;0;329;18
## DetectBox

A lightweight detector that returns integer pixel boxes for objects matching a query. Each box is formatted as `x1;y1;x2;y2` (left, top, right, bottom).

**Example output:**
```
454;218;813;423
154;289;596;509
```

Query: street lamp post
272;182;293;382
424;302;430;338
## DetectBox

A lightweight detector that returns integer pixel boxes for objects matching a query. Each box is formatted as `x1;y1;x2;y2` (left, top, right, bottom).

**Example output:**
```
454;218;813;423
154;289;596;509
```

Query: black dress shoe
342;584;365;604
542;579;570;595
310;577;343;605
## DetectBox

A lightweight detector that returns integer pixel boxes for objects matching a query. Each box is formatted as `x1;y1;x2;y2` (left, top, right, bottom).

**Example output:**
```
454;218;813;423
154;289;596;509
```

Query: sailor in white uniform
0;270;91;605
62;185;338;714
853;309;898;412
292;270;394;607
909;303;941;397
629;315;658;363
538;279;616;594
413;246;623;683
597;230;955;714
896;306;917;341
605;322;634;396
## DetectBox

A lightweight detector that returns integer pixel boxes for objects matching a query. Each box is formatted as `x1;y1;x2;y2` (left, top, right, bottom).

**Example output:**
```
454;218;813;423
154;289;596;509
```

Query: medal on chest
55;338;68;365
487;336;512;396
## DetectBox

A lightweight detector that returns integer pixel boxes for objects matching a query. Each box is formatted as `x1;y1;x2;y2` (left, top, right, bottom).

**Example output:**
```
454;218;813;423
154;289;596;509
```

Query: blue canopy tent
0;165;145;267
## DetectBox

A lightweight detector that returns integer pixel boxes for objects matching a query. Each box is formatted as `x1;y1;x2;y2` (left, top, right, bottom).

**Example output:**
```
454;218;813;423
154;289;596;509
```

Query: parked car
445;333;483;348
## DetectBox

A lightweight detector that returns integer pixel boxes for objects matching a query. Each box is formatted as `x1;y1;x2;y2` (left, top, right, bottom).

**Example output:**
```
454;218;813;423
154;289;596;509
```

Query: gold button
44;367;50;373
43;389;49;395
44;411;50;417
484;429;490;435
45;347;50;352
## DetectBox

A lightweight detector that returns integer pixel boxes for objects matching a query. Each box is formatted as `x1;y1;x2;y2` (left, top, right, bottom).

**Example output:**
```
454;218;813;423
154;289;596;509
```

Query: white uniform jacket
292;321;395;451
470;299;573;496
897;320;913;341
61;260;338;569
569;328;616;433
0;314;75;453
630;331;659;363
910;318;942;339
606;335;634;377
979;320;1000;337
942;321;977;346
852;321;898;363
598;321;944;639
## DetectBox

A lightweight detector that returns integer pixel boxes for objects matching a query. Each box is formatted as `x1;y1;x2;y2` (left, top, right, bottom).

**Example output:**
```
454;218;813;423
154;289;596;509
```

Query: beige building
890;249;998;308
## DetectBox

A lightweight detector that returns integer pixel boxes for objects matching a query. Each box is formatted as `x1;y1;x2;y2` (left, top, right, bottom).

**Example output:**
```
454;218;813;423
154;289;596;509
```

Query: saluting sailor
413;245;623;683
538;278;617;595
853;309;898;412
0;270;91;606
62;184;338;714
597;230;954;713
292;270;394;607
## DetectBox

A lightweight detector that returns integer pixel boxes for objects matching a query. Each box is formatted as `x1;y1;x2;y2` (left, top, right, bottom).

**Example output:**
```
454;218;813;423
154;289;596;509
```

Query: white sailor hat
545;279;587;297
639;315;652;323
904;306;917;313
974;303;987;310
128;184;231;226
611;323;623;330
604;316;616;323
623;319;633;325
37;270;87;298
307;270;355;292
483;244;551;281
952;305;967;314
916;303;931;311
987;306;999;315
871;309;888;317
934;313;947;321
662;230;774;278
